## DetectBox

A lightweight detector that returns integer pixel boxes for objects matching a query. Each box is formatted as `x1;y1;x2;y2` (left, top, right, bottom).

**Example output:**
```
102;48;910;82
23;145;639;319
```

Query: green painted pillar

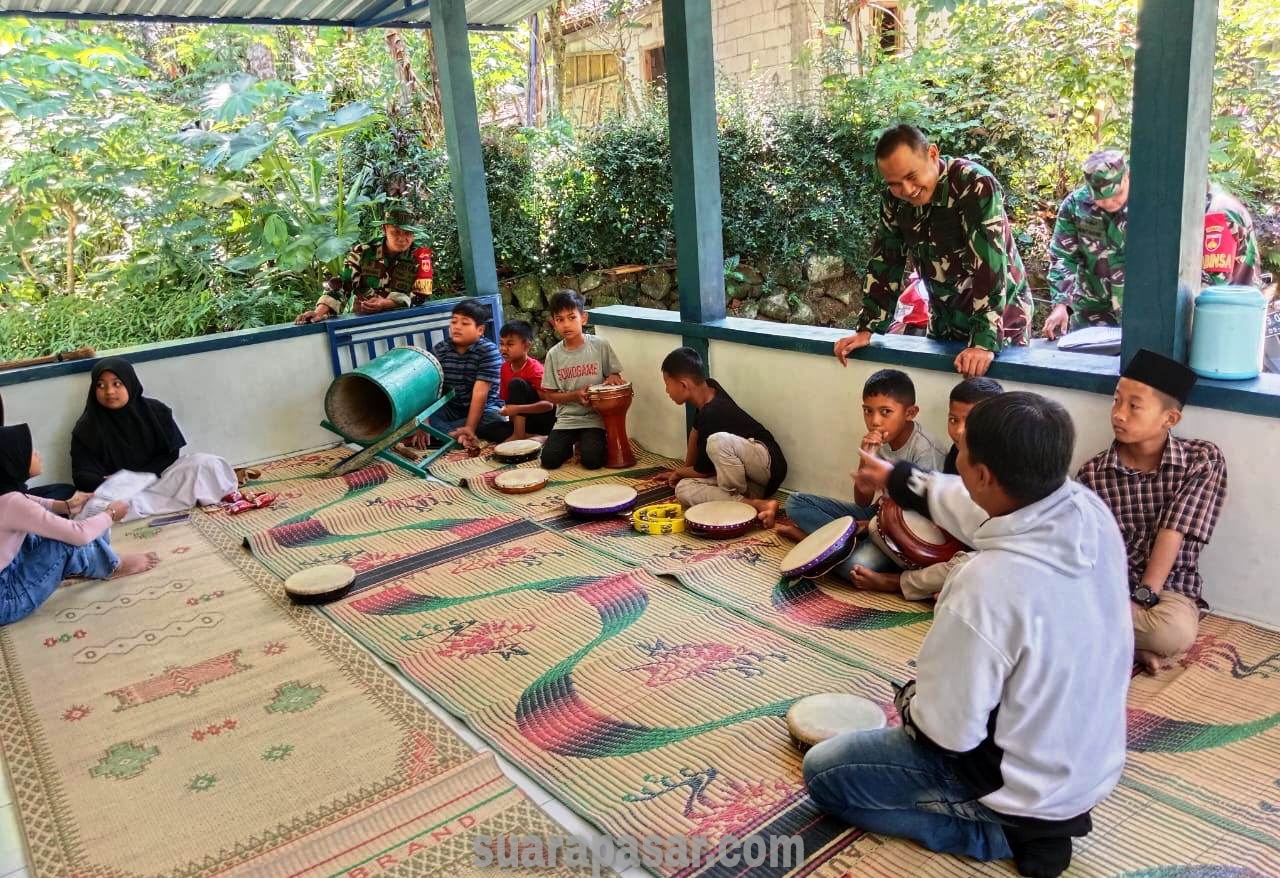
433;0;499;297
662;0;726;324
1122;0;1218;366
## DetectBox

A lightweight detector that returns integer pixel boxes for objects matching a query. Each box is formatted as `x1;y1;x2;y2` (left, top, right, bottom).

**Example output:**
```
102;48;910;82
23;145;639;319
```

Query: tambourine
684;501;757;538
632;503;686;535
494;468;550;494
283;564;356;605
493;438;542;464
786;692;887;752
868;497;963;570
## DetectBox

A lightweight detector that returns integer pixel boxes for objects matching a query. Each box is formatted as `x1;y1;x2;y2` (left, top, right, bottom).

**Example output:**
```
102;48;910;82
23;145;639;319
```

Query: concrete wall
4;333;336;487
596;325;1280;631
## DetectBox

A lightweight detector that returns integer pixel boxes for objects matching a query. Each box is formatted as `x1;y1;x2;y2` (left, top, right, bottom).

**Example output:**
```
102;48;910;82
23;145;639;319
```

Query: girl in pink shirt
0;424;159;626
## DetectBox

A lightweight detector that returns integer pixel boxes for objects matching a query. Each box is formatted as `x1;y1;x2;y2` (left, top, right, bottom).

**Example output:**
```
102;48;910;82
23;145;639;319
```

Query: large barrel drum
324;346;445;442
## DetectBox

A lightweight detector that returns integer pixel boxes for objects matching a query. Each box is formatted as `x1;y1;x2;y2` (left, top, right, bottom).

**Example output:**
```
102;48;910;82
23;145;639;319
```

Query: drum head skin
901;509;947;544
565;484;638;517
495;468;550;493
787;693;887;749
494;438;542;459
587;382;632;393
284;564;356;605
779;516;857;578
684;501;757;536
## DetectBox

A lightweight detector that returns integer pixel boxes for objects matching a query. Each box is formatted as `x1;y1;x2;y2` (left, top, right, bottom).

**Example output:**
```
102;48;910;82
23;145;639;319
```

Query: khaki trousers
1132;590;1201;657
675;432;773;505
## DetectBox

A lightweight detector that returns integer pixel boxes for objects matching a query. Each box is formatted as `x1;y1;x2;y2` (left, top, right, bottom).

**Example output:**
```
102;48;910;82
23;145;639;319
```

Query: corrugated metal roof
0;0;547;30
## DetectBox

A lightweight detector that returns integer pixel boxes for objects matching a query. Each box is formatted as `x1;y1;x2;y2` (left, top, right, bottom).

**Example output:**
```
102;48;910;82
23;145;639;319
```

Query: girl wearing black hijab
71;358;236;521
0;423;159;625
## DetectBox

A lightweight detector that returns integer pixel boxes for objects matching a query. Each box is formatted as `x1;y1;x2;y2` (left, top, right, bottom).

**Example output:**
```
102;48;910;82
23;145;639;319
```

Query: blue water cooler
1189;285;1266;380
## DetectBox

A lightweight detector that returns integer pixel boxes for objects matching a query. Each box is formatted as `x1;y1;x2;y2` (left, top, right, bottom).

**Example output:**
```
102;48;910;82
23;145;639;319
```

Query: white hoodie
909;474;1133;820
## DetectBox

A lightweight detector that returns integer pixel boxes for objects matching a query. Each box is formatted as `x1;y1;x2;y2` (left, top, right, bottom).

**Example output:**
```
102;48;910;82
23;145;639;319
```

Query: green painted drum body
324;346;445;441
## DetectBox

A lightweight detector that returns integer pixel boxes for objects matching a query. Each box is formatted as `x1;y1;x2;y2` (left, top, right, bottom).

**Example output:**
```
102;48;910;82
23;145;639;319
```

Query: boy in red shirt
478;321;556;442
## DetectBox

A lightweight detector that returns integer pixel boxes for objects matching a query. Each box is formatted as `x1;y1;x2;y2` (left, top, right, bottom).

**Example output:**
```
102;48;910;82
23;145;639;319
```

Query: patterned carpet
0;493;587;877
187;445;1280;877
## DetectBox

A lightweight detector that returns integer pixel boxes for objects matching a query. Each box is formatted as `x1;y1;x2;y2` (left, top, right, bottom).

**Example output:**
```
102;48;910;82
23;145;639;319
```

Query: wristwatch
1130;583;1160;609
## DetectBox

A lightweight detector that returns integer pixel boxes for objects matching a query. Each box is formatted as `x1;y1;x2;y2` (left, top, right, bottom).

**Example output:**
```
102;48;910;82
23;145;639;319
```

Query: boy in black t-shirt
660;347;789;525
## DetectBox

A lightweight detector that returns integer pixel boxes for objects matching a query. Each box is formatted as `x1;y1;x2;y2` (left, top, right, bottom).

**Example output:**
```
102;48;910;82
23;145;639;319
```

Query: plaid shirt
1076;435;1227;604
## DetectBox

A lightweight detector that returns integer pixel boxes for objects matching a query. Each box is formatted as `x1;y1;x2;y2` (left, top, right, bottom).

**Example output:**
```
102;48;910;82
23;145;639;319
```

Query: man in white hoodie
803;391;1133;878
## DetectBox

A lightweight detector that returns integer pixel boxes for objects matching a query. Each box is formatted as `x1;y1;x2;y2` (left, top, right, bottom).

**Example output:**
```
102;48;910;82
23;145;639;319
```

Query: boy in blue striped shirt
427;300;506;449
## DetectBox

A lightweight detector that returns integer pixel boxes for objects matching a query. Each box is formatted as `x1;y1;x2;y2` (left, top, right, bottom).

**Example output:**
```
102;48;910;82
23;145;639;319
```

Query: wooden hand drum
586;382;636;469
868;498;964;570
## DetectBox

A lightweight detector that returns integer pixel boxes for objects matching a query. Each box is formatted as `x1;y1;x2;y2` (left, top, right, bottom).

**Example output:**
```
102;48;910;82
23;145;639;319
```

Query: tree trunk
385;29;419;118
246;40;277;80
526;13;541;126
546;1;566;119
61;202;77;297
423;29;446;143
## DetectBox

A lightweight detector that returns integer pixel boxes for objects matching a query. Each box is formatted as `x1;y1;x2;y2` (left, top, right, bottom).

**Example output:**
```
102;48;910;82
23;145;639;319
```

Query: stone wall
497;255;864;358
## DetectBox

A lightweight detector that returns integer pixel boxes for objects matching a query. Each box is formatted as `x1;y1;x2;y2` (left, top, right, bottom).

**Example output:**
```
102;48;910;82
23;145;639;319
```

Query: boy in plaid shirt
1077;349;1227;674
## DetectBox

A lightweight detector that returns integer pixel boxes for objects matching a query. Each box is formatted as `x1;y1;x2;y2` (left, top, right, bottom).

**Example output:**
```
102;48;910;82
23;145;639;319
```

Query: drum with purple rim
684;501;757;538
779;516;858;579
564;484;638;519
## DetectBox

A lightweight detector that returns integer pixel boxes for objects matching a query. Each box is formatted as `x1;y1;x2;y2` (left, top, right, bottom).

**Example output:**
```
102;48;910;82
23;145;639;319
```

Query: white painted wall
3;333;336;486
597;326;1280;630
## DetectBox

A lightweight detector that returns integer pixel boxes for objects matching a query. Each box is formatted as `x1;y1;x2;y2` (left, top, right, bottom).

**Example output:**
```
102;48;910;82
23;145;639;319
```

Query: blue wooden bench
324;294;504;377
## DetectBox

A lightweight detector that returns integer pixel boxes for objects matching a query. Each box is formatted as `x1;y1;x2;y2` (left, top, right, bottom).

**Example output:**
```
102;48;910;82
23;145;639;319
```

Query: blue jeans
0;533;119;626
784;493;898;580
428;406;506;436
803;725;1013;861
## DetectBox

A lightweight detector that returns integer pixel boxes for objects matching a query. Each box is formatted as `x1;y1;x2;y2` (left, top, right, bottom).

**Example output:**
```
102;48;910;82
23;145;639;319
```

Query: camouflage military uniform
1203;185;1261;288
856;157;1033;352
1047;185;1126;330
316;239;425;315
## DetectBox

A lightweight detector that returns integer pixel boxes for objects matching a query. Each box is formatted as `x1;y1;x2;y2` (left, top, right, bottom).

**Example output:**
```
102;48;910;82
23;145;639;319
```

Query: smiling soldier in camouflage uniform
835;125;1033;378
294;209;430;324
1044;150;1130;338
1044;151;1262;340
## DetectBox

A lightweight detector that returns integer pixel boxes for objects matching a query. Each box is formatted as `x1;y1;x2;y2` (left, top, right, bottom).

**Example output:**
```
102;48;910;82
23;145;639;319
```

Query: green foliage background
1;0;1277;360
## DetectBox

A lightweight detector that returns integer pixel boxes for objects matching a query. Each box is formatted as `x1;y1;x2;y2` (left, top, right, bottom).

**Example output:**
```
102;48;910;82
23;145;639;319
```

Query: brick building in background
558;0;934;126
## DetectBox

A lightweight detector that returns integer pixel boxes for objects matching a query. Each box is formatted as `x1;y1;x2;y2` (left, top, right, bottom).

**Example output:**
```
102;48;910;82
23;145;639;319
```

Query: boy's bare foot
853;565;902;593
774;520;806;542
112;552;160;579
1135;649;1169;675
750;499;780;528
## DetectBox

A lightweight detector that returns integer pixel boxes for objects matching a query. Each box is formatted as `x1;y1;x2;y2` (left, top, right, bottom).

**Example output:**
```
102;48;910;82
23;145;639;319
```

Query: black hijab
72;358;185;480
0;424;33;496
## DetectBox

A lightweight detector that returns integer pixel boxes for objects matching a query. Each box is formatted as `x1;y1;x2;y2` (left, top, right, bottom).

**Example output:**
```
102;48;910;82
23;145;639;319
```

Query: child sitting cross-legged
854;375;1003;598
1077;349;1227;675
777;368;945;582
659;347;788;523
805;393;1132;878
2;424;159;626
